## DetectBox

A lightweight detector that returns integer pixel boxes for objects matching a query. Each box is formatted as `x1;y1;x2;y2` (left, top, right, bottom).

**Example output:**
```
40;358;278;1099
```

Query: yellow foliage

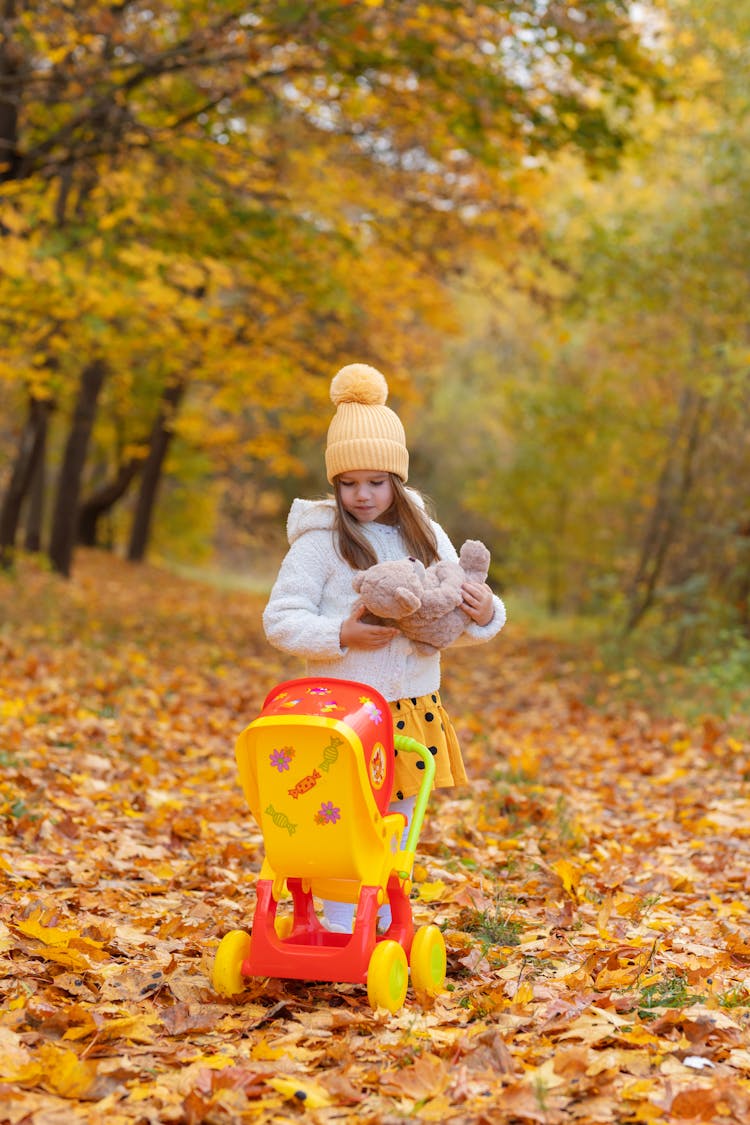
3;1042;98;1098
267;1076;332;1108
551;859;581;900
15;909;95;949
251;1037;285;1060
416;880;448;903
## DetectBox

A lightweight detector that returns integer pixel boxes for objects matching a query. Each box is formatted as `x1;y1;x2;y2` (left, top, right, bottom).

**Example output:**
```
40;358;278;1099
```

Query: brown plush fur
352;540;491;653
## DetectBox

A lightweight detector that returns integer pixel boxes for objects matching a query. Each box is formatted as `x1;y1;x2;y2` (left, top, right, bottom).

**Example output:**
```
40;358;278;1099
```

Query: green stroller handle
393;734;435;857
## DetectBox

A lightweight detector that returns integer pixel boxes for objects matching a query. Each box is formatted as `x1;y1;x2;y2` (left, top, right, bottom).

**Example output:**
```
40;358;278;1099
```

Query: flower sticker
270;746;295;772
308;685;331;696
315;801;341;826
361;698;383;724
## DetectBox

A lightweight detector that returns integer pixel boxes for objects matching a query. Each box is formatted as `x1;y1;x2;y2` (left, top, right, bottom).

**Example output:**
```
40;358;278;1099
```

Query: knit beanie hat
325;364;409;483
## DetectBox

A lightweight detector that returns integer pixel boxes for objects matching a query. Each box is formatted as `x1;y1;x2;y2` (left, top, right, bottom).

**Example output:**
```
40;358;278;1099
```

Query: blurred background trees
1;0;747;663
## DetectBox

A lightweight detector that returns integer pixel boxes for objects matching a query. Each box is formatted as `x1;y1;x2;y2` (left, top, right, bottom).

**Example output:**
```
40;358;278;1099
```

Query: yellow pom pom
330;364;388;406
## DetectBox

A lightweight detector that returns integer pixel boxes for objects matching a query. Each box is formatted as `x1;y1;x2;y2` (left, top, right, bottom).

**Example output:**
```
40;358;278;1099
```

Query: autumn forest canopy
1;0;749;664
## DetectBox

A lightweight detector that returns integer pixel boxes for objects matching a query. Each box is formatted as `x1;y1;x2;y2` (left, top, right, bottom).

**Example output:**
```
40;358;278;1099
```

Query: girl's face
337;470;395;523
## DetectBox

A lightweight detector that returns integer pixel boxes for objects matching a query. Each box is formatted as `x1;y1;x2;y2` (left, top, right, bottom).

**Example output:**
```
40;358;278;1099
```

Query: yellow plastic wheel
275;915;294;939
410;925;446;999
212;929;251;997
367;940;408;1013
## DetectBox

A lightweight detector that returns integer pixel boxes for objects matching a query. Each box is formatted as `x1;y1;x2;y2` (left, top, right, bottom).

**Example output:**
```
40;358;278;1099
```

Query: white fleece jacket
262;496;506;703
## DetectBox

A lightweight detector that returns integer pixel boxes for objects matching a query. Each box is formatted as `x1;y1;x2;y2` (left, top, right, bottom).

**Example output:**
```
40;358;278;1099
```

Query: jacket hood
287;498;336;544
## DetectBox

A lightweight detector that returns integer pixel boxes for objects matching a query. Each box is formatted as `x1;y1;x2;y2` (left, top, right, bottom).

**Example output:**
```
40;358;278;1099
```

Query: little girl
262;363;506;930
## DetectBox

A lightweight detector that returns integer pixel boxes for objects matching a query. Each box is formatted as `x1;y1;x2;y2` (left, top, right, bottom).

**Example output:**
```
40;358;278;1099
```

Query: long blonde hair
333;475;439;570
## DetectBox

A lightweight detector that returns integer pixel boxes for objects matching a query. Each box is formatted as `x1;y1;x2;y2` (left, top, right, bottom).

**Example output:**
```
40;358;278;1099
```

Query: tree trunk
0;0;21;185
546;490;569;616
49;358;107;577
78;456;144;547
731;515;750;636
23;405;50;553
0;396;52;567
127;378;187;563
624;387;706;634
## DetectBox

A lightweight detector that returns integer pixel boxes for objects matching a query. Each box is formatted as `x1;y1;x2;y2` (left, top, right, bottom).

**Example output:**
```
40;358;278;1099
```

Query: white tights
321;794;416;933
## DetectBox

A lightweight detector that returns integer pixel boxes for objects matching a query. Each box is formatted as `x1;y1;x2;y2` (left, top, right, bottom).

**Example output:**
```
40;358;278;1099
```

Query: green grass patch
717;986;750;1010
637;973;705;1018
509;593;750;729
460;902;522;949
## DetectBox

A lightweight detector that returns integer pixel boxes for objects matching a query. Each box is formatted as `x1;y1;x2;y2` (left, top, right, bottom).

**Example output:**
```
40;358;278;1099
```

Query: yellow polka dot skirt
389;691;467;801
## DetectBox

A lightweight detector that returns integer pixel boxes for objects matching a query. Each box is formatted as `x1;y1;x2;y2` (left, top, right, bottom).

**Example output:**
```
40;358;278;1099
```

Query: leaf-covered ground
1;552;749;1124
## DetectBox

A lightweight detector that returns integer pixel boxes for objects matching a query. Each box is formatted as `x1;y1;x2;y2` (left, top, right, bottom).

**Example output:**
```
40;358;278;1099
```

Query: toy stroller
211;676;446;1013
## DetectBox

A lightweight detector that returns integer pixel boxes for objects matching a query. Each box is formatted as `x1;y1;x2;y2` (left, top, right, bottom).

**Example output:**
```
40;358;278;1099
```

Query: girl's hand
461;581;494;627
340;603;399;649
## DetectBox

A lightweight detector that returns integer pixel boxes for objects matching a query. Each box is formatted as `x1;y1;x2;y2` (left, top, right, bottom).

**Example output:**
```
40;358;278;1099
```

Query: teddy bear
352;540;491;654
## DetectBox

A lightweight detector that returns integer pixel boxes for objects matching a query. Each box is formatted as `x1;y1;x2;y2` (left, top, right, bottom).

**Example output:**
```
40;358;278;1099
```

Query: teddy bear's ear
352;573;364;592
